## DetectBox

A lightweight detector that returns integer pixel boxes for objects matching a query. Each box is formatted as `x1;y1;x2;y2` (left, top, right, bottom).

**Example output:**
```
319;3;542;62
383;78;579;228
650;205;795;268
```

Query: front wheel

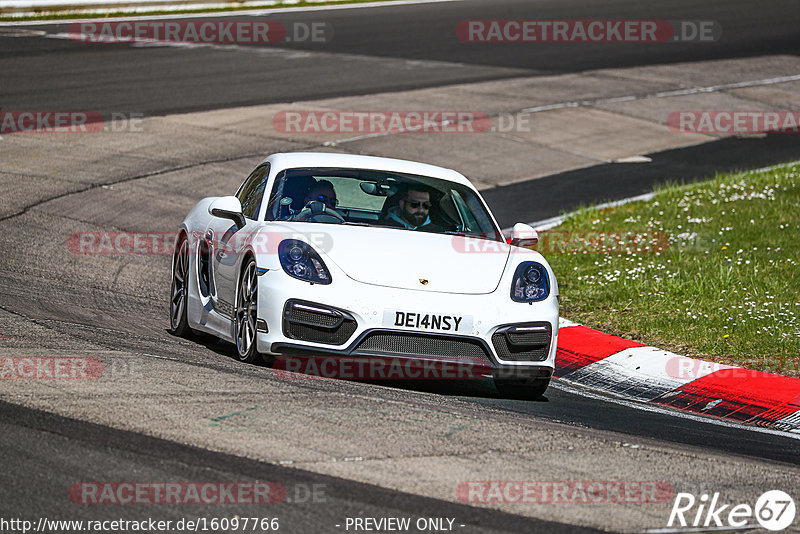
169;236;192;336
234;258;260;364
495;377;550;401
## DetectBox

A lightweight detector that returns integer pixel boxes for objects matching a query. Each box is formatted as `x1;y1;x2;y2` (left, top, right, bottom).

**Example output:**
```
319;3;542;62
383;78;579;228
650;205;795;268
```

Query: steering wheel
292;200;346;224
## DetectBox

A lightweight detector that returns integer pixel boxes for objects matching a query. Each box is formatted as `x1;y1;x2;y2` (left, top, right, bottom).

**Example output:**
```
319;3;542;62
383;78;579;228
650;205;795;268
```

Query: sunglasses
405;200;431;210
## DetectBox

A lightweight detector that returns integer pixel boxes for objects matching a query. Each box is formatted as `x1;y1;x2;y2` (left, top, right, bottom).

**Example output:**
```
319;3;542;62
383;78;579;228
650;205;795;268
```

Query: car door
208;163;271;319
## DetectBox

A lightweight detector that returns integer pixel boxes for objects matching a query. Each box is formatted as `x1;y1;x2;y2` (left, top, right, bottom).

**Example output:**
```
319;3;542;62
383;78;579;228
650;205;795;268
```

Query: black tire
234;257;261;364
495;377;550;400
168;235;192;337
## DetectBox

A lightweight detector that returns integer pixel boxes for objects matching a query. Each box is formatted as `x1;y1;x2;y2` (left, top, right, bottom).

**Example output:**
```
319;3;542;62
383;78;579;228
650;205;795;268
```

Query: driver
303;180;338;209
380;184;442;232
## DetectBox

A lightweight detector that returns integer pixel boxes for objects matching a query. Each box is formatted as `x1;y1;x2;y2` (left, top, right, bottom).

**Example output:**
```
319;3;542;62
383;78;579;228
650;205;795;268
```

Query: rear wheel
234;258;260;364
495;377;550;400
169;236;191;336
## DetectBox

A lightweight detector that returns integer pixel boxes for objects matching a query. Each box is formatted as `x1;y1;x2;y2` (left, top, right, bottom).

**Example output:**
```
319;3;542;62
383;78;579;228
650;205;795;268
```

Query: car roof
262;152;475;189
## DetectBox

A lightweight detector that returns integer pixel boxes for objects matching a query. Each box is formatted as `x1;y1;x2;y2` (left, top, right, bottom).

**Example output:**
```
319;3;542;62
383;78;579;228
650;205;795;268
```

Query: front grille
507;330;550;346
353;331;491;364
283;300;357;345
286;322;357;345
492;323;551;362
289;307;340;327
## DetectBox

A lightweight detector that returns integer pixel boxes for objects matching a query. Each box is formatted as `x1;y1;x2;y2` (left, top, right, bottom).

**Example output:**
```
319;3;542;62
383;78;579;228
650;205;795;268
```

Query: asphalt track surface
1;0;799;115
3;0;800;531
0;402;596;534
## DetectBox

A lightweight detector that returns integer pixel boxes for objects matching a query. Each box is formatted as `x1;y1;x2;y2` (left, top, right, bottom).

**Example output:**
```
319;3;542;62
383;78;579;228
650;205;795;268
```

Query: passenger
303;180;338;209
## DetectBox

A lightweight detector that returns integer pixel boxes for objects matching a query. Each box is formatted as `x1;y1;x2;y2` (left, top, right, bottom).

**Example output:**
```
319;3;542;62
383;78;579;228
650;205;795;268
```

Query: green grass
0;0;398;21
546;161;800;376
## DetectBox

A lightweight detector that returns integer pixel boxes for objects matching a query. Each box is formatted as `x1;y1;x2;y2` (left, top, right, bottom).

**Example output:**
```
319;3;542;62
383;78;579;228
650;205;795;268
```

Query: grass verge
545;161;800;376
0;0;399;22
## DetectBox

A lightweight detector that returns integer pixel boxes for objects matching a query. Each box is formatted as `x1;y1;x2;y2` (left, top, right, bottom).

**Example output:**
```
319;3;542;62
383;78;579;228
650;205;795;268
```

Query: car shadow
165;330;549;402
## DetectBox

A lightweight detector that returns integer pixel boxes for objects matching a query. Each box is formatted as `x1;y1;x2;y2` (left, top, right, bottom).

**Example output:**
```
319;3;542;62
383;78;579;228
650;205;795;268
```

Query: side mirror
208;196;246;228
510;222;538;248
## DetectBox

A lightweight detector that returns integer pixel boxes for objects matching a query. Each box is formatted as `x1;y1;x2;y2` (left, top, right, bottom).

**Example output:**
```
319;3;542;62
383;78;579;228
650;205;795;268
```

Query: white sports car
169;152;559;399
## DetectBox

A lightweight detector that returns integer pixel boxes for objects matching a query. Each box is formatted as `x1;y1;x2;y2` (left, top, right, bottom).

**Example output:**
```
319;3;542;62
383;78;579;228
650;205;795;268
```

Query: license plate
383;310;473;333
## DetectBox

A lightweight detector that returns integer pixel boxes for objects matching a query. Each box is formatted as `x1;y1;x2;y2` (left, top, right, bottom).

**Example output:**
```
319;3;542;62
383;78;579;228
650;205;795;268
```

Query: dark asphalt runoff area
486;133;800;227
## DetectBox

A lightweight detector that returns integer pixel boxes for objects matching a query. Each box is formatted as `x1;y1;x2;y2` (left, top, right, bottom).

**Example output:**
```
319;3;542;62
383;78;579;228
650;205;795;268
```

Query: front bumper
255;269;558;376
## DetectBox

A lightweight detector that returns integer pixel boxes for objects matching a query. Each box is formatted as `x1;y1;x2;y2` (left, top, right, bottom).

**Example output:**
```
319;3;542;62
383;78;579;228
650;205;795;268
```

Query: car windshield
264;167;503;241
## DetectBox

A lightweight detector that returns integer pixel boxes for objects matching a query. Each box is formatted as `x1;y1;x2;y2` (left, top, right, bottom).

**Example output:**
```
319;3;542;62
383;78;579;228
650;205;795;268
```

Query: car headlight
511;262;549;302
278;240;332;284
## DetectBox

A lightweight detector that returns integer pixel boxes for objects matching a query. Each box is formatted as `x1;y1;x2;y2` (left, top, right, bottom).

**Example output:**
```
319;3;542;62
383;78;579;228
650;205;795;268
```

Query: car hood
265;222;511;294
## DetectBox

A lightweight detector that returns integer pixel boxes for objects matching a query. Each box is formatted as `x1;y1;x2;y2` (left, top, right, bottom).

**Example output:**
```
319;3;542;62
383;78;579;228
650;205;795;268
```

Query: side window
236;164;271;220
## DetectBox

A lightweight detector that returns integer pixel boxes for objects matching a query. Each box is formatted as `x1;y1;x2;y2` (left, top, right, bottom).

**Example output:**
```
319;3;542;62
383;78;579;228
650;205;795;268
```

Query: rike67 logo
668;490;795;531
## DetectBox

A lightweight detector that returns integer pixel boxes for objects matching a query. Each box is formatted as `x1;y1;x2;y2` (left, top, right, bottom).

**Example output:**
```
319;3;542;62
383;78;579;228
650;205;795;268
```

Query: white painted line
521;101;581;113
522;214;566;232
749;159;800;174
0;0;463;25
516;192;656;233
521;74;800;115
43;29;469;72
652;74;800;97
141;352;185;362
0;27;46;36
46;30;316;58
615;155;652;163
324;131;393;146
3;0;252;6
